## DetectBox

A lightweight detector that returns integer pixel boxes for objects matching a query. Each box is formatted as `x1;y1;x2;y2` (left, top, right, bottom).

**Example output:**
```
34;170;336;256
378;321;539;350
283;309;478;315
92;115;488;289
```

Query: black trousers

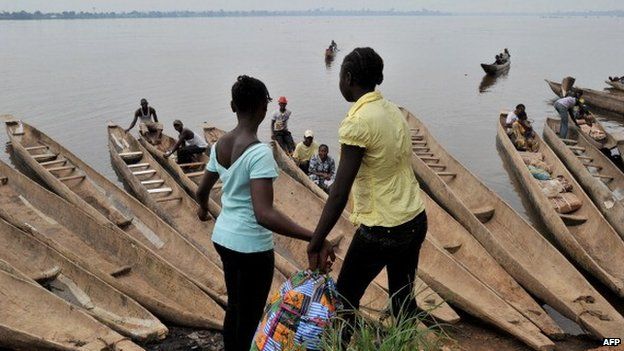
274;130;295;154
176;145;206;164
214;243;274;351
336;211;427;319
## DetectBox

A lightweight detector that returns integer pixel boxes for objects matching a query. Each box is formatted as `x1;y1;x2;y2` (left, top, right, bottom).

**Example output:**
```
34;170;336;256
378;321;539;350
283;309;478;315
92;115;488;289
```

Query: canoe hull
481;60;510;75
546;79;624;116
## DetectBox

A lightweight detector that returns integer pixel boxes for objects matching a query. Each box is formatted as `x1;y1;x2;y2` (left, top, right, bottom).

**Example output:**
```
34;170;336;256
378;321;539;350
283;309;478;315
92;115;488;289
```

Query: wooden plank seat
577;155;592;161
58;174;86;182
436;172;457;177
582;162;602;170
419;156;440;162
472;206;496;223
32;266;61;283
33;153;58;162
568;146;586;152
147;187;173;194
428;164;446;170
110;265;132;278
593;174;614;181
47;165;76;172
559;213;587;226
119;151;143;157
141;179;165;186
178;162;206;168
40;159;67;166
128;163;150;169
25;145;49;151
560;139;578;145
132;170;157;176
156;196;182;203
186;171;205;178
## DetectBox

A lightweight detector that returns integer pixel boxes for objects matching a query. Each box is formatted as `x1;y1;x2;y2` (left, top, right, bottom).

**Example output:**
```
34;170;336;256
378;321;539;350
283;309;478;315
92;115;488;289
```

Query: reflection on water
479;70;510;93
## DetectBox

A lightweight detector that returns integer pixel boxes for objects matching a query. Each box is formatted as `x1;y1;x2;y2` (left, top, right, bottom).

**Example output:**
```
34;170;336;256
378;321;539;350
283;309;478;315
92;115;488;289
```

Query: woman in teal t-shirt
196;75;334;351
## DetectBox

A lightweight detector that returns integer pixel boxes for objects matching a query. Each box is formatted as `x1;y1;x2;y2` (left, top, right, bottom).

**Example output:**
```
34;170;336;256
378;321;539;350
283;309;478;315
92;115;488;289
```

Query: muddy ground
140;313;616;351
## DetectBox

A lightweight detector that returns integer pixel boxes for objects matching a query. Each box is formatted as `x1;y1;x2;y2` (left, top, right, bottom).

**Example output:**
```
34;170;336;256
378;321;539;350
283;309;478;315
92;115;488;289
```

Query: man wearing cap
163;120;208;164
126;98;163;144
292;130;319;174
271;96;296;153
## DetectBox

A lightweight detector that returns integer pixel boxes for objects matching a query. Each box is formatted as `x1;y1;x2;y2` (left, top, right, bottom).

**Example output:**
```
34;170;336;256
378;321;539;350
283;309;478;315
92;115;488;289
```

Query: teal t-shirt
207;142;279;253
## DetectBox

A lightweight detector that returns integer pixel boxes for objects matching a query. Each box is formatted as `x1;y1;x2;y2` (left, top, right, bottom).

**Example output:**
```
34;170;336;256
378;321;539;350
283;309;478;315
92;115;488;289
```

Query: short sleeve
338;116;369;148
206;143;218;172
249;145;279;179
270;111;277;121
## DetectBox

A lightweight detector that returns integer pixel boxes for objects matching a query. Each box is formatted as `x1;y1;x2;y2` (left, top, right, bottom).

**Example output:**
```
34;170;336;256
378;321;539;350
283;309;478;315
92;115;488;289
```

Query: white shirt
506;110;519;125
184;130;208;148
271;109;291;131
555;97;576;109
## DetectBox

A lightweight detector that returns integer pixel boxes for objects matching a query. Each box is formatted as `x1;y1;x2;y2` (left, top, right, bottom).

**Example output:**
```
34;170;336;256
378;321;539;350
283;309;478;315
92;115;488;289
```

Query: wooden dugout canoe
546;79;624;116
0;264;145;351
267;134;558;348
403;108;624;338
275;151;556;350
0;217;166;341
0;160;223;330
2;117;228;305
107;125;287;294
544;118;624;240
185;126;460;324
481;60;510;75
497;114;624;299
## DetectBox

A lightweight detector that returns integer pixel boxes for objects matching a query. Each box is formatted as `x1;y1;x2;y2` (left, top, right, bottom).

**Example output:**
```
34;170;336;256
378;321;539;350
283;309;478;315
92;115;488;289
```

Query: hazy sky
1;0;622;13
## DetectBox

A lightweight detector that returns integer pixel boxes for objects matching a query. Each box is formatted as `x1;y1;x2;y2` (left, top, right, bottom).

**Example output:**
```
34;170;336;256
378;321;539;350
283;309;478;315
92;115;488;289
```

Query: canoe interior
544;117;624;240
0;266;144;351
0;217;166;342
496;114;624;298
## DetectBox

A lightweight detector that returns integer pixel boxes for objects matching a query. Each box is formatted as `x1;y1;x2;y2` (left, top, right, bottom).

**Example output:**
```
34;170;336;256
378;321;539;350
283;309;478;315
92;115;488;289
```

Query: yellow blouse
339;91;425;227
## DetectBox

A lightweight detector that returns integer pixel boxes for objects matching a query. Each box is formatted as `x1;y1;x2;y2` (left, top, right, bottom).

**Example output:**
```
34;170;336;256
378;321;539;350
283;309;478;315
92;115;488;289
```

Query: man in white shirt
505;104;525;135
271;96;295;153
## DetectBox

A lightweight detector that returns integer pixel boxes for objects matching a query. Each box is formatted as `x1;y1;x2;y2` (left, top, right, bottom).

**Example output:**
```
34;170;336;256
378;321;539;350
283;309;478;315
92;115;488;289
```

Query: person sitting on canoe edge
292;129;319;174
331;40;337;51
308;144;336;192
163;120;208;164
512;111;539;152
554;91;583;138
125;98;162;144
505;103;526;134
196;75;335;351
608;76;624;83
495;54;504;65
271;96;296;154
306;47;427;344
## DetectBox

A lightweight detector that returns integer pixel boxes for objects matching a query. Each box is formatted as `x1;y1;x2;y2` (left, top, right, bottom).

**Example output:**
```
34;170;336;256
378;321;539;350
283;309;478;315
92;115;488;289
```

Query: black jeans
214;243;274;351
176;145;206;164
336;211;427;319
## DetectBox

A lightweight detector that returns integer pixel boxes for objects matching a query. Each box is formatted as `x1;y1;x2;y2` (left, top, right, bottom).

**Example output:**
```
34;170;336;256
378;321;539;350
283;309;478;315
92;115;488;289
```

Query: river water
2;15;623;336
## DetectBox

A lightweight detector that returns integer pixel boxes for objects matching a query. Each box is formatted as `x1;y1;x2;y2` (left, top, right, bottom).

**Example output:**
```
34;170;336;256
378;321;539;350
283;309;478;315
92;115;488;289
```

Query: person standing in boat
271;96;296;154
196;75;334;351
306;47;427;338
308;144;336;192
125;99;162;143
292;129;319;174
163;120;208;164
554;91;583;138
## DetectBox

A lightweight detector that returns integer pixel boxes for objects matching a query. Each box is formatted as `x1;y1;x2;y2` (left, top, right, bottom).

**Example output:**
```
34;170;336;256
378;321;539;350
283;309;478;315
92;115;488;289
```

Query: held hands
163;151;171;158
197;207;210;222
307;239;336;273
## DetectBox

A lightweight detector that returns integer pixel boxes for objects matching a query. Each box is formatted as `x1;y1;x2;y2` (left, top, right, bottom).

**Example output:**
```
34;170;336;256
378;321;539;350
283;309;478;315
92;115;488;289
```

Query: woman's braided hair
231;75;272;113
341;47;384;90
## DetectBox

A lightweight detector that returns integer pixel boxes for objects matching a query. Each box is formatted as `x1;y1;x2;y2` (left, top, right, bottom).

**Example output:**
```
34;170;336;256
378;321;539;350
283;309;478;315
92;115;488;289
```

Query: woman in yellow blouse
307;48;427;330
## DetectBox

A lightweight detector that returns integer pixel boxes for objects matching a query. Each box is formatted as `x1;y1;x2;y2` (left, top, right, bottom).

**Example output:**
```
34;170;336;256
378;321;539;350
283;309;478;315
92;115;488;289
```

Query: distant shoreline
1;10;623;21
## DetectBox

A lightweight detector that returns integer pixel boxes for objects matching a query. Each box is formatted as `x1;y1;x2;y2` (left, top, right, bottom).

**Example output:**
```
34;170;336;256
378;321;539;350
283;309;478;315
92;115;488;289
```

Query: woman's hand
197;207;210;221
307;239;336;273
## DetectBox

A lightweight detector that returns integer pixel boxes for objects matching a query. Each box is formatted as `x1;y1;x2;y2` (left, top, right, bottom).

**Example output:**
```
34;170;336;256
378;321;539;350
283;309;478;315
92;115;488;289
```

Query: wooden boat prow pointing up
496;113;624;300
403;108;624;338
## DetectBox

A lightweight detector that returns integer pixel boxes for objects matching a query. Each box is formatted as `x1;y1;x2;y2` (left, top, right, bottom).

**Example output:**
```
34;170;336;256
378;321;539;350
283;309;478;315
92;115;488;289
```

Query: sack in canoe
528;165;551;180
519;151;544;165
550;193;582;214
539;179;566;197
252;271;340;351
580;124;607;141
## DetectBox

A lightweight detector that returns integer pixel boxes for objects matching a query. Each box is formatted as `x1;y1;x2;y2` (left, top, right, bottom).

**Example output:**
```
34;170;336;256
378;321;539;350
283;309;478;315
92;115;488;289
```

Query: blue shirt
207;142;279;253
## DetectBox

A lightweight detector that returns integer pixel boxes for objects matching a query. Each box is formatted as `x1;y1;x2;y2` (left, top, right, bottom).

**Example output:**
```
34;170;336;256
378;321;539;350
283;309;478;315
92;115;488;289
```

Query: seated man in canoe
505;103;526;133
308;144;335;192
608;75;624;83
511;111;539;152
292;129;319;174
163;120;208;164
126;98;163;144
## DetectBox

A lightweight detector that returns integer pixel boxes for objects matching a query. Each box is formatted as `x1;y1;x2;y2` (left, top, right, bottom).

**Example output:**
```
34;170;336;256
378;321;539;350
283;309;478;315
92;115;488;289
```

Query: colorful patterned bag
251;270;341;351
